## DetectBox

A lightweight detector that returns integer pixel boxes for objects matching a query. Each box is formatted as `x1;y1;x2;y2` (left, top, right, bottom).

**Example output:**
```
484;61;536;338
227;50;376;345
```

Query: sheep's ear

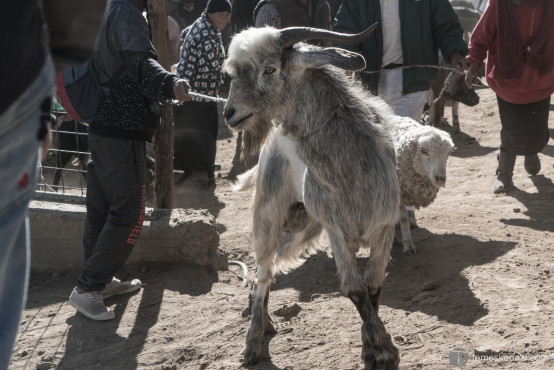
290;48;366;72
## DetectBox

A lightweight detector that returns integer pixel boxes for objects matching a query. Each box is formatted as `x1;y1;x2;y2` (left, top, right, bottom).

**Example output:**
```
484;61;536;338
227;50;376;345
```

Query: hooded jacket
90;0;179;141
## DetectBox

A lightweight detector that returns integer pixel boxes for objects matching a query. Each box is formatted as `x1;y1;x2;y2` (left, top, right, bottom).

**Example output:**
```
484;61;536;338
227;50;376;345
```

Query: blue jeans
0;59;53;370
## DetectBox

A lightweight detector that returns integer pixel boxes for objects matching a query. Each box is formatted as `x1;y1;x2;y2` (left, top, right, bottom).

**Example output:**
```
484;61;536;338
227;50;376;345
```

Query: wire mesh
36;119;89;204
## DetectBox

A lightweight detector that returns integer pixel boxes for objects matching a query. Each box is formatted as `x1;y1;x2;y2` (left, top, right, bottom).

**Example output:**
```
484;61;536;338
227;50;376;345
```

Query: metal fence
35;119;89;204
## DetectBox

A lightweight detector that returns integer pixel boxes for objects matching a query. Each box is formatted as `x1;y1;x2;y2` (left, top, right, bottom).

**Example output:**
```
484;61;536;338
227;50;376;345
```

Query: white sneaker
101;277;142;299
69;288;115;321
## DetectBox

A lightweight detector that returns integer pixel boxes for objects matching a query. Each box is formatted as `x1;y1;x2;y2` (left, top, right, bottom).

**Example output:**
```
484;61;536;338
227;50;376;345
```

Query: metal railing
35;119;89;204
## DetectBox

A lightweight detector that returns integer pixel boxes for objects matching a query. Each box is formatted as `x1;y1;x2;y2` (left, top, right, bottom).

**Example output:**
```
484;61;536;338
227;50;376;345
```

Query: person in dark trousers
174;0;231;181
465;0;554;193
68;0;192;321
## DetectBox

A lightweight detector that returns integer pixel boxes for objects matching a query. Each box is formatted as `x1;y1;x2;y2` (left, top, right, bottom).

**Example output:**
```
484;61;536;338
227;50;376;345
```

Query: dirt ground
10;86;554;370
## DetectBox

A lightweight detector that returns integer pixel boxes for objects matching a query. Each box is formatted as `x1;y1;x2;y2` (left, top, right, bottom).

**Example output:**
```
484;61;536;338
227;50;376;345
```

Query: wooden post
147;0;174;209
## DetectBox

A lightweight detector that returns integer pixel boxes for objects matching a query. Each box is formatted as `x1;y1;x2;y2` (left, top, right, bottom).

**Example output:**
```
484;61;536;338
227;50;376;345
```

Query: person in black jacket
230;0;260;33
68;0;192;321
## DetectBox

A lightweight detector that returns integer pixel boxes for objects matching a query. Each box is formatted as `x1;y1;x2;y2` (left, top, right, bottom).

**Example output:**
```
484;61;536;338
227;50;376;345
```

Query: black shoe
493;173;514;194
524;154;540;175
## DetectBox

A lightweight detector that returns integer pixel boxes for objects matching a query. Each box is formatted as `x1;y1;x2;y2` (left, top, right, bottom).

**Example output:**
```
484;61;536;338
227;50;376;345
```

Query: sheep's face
412;133;454;188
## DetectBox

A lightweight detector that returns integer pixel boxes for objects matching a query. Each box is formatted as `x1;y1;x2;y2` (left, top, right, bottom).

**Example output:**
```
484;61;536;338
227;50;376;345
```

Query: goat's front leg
349;291;399;370
243;276;274;365
329;231;398;369
242;222;279;365
356;224;400;369
398;205;416;255
451;101;460;133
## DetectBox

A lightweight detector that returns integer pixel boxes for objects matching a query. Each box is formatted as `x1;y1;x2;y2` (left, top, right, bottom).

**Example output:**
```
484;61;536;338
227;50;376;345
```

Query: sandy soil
10;86;554;370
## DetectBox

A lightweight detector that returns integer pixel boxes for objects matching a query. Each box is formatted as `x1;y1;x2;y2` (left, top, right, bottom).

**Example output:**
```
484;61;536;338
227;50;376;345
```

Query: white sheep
386;114;454;254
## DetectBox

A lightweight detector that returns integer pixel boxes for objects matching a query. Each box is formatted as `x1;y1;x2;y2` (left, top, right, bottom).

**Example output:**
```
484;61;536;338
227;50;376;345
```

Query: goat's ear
290;48;366;72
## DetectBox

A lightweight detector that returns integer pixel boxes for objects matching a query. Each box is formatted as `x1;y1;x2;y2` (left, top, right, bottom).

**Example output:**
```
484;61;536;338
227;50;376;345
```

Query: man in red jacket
466;0;554;193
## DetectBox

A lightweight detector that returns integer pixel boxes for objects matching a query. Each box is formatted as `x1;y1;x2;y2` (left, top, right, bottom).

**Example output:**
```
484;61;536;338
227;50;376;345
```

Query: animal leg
398;205;416;255
242;203;281;365
357;224;399;369
348;290;399;370
243;272;273;365
451;101;460;132
327;231;364;295
52;151;71;191
430;97;447;128
328;231;396;368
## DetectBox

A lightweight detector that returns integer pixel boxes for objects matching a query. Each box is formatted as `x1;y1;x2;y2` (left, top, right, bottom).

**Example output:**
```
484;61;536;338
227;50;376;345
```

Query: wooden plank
147;0;174;209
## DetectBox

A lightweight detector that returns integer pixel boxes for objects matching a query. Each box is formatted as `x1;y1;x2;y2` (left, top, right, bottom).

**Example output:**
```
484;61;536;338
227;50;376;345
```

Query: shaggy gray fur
224;27;401;369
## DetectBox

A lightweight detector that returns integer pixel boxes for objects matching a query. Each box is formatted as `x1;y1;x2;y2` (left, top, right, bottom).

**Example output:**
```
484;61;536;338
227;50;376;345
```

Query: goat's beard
240;116;274;161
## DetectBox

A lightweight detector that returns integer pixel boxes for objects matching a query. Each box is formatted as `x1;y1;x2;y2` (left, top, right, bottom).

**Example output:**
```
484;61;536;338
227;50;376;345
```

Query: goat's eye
264;67;275;75
420;148;428;155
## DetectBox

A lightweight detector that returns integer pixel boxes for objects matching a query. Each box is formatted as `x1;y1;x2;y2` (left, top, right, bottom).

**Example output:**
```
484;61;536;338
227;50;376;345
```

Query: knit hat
206;0;231;13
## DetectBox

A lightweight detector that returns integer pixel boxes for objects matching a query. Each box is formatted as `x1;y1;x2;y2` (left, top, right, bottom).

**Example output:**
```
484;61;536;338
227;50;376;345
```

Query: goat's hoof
402;247;416;256
241;343;262;365
361;338;400;370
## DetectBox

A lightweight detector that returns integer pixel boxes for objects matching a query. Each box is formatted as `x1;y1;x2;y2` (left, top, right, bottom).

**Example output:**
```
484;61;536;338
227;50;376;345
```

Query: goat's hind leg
398;205;416;255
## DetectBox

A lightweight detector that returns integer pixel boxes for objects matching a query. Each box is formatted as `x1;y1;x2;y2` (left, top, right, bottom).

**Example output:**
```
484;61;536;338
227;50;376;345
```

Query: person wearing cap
174;0;231;178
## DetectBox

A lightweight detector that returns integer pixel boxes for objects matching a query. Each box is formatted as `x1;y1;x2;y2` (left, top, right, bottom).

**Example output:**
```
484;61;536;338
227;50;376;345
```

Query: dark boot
524;154;541;175
493;150;515;194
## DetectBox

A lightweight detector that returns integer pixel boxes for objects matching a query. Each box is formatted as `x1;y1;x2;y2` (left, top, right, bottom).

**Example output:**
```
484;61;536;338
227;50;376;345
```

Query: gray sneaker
69;288;115;321
101;277;142;299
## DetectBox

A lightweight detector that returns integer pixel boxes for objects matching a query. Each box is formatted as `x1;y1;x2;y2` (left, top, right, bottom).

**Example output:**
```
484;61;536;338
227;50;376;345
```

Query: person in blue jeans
0;60;54;370
1;1;106;366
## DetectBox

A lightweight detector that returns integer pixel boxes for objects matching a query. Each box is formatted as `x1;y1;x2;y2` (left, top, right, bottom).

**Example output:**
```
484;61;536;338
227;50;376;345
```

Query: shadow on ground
270;228;515;327
24;263;218;370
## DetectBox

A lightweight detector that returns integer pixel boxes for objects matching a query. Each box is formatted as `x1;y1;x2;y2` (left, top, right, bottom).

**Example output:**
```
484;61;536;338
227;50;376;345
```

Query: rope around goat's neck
167;91;228;105
169;66;461;105
359;64;460;75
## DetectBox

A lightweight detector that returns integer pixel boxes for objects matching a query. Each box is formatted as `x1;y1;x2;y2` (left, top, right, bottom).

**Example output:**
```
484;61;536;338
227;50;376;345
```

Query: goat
386;116;454;254
223;25;401;369
51;120;89;190
429;56;480;133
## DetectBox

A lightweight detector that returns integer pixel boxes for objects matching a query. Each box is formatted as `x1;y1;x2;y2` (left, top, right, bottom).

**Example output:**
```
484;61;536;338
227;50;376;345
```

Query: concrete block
28;201;226;273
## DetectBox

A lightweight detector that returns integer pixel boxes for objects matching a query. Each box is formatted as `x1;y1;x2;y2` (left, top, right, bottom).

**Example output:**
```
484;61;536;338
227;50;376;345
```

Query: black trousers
77;133;146;292
497;95;550;156
173;100;218;140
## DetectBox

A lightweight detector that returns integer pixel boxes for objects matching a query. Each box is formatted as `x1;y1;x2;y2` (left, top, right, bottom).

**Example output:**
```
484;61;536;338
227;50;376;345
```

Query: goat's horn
279;23;378;49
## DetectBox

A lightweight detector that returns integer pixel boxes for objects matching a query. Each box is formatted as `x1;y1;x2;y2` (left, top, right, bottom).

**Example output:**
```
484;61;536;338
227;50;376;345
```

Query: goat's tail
232;164;259;192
